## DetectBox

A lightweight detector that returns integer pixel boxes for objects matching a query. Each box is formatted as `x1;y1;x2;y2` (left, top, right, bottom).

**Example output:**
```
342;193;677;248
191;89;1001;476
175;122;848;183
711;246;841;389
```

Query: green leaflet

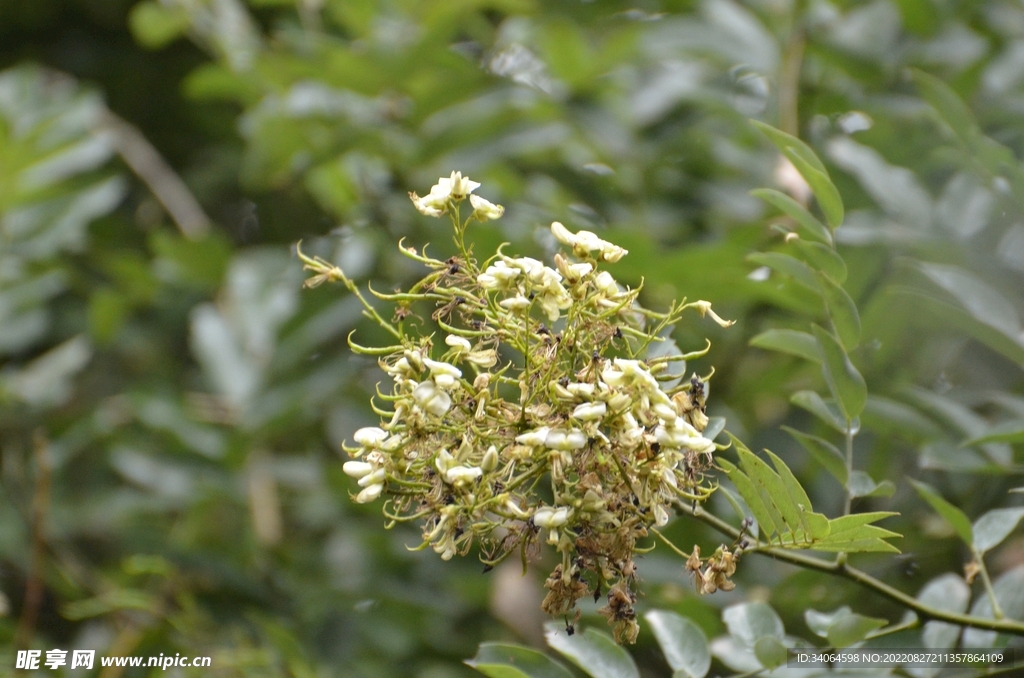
749;329;821;364
720;441;900;553
750;188;833;246
466;643;574;678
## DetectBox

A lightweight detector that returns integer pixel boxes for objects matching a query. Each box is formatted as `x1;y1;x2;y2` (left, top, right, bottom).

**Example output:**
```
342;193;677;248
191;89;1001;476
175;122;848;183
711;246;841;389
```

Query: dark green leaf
749;329;820;363
909;480;974;545
466;644;574;678
812;324;867;421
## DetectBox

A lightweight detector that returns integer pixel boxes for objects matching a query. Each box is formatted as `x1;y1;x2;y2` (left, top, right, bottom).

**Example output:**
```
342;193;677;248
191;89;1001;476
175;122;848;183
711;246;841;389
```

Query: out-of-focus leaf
465;643;574;678
703;416;726;441
818;274;861;351
753;636;787;669
848;471;895;498
909;480;974;545
722;602;784;647
746;251;819;291
813;324;867;421
644;610;710;678
752;121;844;227
962;567;1024;648
3;335;92;406
129;1;191;49
782;426;848;485
543;623;639;678
964;420;1024;445
827;613;887;648
914;262;1023;348
915;574;971;655
750;188;832;245
791;240;847;284
972;507;1024;554
911;69;979;145
827;137;931;231
790;390;851;433
749;329;820;363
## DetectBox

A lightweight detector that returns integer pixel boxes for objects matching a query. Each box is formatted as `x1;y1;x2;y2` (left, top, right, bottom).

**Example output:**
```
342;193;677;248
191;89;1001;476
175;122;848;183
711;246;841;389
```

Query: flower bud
533;506;571;529
481;446;499;472
343;461;374;479
445;335;471;352
500;295;531;311
353;427;387;447
355;483;384;503
358;468;387;487
466;349;497;368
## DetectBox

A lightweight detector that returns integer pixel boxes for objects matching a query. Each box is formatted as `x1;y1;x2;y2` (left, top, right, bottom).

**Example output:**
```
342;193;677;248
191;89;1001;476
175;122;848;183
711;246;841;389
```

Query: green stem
676;501;1024;637
844;422;854;516
974;548;1006;620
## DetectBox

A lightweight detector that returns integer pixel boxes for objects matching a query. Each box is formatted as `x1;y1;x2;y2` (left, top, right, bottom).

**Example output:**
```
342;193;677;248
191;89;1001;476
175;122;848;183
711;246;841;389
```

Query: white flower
343;461;374;479
408;192;445;217
355;483;383;503
445;335;472;352
594;271;620;297
477;260;521;289
353;427;388;447
545;428;587;451
516;426;550;447
440;171;480;199
445;466;483;486
653;504;669;527
413;380;452;416
572;401;607;421
551;221;576;246
533;506;571;529
550;222;627;262
423;358;462;388
466;349;497;368
435;448;455;475
469;194;504;220
499;295;531;311
566;382;596;397
505;499;531;519
652;402;678;422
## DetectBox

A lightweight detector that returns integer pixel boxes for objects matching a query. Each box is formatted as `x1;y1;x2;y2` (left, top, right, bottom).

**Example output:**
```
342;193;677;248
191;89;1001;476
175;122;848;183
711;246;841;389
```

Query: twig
94;109;211;240
14;431;52;651
676;501;1024;637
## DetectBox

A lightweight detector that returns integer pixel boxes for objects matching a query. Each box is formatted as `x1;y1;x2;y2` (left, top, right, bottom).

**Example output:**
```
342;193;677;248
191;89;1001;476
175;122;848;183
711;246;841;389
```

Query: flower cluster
300;172;737;643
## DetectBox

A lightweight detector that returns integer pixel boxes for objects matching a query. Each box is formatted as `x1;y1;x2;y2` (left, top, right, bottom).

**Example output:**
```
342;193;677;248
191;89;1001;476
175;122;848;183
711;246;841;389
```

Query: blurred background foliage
1;0;1024;675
